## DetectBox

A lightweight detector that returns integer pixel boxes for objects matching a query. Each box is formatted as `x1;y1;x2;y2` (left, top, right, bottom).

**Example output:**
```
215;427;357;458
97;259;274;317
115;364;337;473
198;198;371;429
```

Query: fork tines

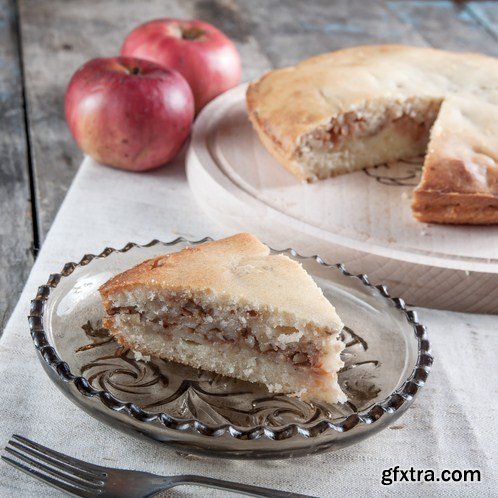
1;434;106;497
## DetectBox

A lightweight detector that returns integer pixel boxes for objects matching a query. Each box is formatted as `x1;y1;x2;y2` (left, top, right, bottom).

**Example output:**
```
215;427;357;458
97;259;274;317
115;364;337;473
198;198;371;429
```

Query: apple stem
181;27;205;40
130;67;140;75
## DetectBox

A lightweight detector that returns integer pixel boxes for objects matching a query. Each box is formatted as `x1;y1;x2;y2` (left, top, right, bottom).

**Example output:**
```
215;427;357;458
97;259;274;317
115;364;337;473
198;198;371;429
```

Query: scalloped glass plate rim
28;238;432;444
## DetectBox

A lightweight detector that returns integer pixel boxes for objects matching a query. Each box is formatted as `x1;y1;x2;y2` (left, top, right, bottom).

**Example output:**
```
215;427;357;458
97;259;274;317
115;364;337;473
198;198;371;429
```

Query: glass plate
29;239;432;459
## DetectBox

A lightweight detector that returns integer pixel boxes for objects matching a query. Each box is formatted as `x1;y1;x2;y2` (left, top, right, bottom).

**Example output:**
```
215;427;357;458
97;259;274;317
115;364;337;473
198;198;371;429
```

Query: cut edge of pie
246;45;498;224
99;233;347;404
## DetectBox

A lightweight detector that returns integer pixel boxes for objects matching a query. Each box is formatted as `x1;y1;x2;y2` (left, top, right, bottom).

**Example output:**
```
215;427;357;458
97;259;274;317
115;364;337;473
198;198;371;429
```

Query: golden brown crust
246;70;297;160
412;191;498;224
246;102;307;180
99;233;343;329
99;233;267;306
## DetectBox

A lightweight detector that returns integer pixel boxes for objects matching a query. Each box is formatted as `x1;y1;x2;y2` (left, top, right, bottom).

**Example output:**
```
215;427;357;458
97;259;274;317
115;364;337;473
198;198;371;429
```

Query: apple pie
99;233;346;404
246;45;498;224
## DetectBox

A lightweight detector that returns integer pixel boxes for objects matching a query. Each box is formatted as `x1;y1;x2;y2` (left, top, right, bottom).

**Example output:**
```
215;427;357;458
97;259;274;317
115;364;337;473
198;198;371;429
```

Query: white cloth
0;156;496;497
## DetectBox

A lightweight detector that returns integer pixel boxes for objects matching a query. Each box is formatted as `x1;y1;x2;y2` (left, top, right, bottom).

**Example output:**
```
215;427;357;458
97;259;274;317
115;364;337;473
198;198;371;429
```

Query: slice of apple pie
99;233;346;403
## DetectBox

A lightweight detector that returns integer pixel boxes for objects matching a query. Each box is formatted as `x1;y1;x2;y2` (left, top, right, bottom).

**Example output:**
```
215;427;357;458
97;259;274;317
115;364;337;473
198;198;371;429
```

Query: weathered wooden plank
0;0;34;332
17;0;272;243
233;0;427;68
466;1;498;40
386;0;498;56
192;0;272;79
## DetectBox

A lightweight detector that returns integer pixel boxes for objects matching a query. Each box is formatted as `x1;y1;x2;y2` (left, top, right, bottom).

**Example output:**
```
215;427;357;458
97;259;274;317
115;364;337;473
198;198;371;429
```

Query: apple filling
107;296;333;369
294;97;442;181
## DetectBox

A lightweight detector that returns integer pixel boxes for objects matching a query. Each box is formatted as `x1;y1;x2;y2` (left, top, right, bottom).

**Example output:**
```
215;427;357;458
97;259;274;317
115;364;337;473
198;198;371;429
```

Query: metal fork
1;435;315;497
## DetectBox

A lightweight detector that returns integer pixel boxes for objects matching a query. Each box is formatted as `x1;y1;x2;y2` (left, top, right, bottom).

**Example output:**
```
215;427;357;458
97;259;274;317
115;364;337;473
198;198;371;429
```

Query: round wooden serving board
186;85;498;313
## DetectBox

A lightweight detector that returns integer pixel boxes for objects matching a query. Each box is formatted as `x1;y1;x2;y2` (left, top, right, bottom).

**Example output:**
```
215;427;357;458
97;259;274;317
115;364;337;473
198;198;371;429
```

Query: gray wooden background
2;0;498;333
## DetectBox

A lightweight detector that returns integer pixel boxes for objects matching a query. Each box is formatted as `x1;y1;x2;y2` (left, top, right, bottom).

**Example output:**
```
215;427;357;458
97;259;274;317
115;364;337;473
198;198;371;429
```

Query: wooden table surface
2;0;498;333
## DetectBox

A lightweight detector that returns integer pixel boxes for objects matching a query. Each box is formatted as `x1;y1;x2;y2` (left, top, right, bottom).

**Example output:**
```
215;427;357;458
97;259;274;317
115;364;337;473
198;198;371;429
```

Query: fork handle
166;474;317;498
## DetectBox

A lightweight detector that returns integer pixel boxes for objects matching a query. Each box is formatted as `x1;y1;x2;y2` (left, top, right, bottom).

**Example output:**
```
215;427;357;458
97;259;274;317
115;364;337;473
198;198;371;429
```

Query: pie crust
246;45;498;224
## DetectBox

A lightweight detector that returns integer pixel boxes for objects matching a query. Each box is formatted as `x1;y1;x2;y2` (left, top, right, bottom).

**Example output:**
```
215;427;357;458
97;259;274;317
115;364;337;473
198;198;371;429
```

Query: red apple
65;56;194;171
121;18;241;113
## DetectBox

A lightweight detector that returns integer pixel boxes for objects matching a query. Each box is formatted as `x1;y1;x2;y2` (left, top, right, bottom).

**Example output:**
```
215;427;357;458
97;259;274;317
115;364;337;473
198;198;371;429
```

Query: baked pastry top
247;45;498;224
100;233;343;329
100;233;346;403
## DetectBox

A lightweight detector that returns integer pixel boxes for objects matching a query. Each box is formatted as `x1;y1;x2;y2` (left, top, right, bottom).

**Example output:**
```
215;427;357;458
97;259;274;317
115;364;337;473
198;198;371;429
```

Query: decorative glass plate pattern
29;239;432;459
